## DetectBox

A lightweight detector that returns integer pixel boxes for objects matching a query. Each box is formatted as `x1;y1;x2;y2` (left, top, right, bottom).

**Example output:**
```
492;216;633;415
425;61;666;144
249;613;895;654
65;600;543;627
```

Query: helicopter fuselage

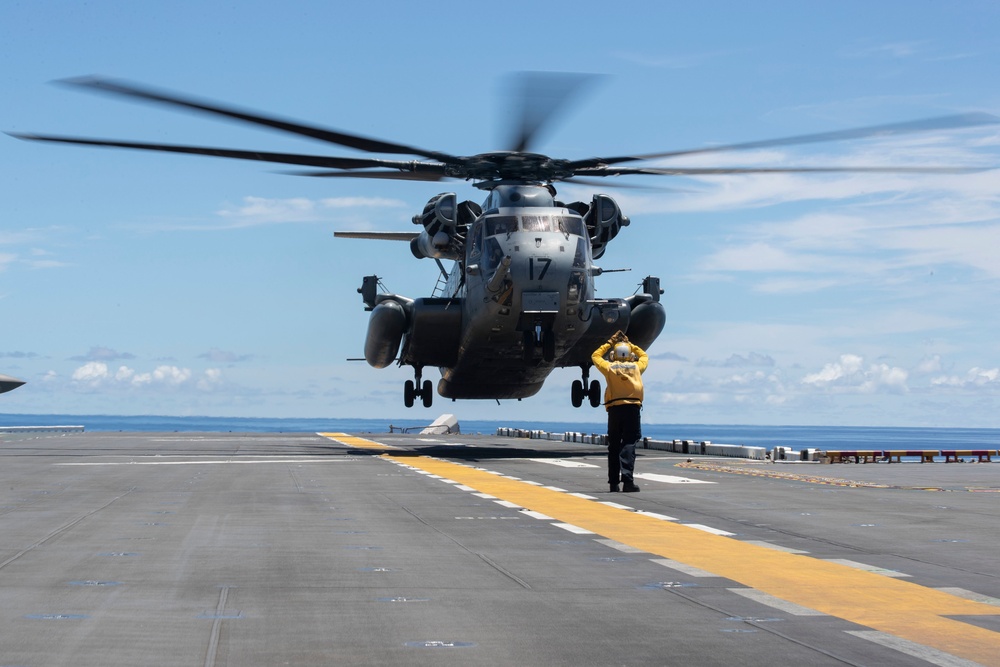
442;204;595;398
362;184;665;407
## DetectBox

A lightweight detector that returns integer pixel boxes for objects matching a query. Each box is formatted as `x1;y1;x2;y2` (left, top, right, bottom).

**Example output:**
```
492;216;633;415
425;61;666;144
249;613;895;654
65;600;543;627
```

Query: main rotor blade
568;112;1000;169
56;75;462;163
9;132;444;171
560;177;694;192
506;72;601;153
574;165;991;177
334;231;419;241
288;169;450;182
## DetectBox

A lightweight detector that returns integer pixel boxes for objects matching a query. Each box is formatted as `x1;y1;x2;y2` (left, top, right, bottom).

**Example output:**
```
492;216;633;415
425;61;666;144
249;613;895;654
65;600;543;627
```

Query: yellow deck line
322;434;1000;665
319;433;402;449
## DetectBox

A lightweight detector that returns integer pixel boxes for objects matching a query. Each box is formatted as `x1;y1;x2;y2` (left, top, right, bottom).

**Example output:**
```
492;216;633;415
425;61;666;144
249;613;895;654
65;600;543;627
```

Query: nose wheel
523;327;556;363
404;369;433;408
571;370;601;408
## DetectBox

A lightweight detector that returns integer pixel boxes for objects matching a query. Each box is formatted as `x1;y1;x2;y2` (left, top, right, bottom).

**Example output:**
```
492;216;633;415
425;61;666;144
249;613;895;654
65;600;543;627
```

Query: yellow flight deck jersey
591;342;649;410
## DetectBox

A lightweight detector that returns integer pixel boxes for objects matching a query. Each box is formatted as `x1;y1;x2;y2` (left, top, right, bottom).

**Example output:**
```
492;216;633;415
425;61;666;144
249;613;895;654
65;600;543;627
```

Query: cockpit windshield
484;214;585;237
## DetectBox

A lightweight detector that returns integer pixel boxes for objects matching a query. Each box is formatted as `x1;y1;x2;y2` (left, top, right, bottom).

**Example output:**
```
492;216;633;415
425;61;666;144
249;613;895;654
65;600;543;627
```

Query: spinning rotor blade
506;72;600;153
56;75;461;163
561;177;695;192
288;169;450;182
8;132;443;172
567;112;1000;169
334;231;419;241
574;165;990;177
13;74;996;188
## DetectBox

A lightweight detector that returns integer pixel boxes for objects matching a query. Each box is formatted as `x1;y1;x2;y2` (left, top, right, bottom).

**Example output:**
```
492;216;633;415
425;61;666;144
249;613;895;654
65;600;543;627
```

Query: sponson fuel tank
364;295;462;370
0;374;25;394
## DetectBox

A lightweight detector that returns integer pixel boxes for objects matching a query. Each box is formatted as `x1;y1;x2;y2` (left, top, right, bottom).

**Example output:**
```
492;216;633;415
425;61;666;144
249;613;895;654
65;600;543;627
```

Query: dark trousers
607;403;641;485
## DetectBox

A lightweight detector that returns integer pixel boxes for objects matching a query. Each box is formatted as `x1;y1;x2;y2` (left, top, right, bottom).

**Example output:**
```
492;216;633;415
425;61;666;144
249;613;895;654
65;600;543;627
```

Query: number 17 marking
529;257;551;280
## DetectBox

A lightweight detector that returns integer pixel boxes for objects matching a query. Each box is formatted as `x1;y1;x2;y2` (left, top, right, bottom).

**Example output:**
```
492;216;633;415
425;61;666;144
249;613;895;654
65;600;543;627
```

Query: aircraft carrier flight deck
0;428;998;666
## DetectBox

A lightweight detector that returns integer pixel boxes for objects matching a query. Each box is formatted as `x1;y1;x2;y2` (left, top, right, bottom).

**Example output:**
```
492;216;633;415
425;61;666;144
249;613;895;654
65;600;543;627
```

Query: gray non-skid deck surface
0;430;998;666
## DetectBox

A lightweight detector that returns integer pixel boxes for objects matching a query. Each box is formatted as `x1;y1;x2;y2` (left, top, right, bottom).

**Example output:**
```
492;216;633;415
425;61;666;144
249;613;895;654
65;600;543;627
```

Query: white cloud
0;229;68;272
213;196;408;228
199;348;253;363
754;278;842;294
0;232;37;245
881;222;1000;279
861;363;909;393
197;368;223;391
71;346;136;362
69;362;216;391
698;352;776;368
72;361;110;385
660;392;716;405
801;354;908;393
152;365;192;385
216;196;319;225
915;355;943;374
704;242;830;273
319;197;406;209
128;365;192;386
803;354;864;384
931;367;1000;388
677;172;1000;292
719;370;776;387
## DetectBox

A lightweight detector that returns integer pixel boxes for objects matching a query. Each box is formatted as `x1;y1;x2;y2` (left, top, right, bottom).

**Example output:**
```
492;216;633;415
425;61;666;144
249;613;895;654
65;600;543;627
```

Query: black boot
609;483;620;492
622;480;640;493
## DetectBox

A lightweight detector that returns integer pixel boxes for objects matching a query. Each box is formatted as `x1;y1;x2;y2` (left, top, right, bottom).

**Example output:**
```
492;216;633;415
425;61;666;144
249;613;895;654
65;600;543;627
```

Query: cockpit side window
485;216;518;236
468;221;483;259
573;237;589;268
484;237;504;271
556;215;586;237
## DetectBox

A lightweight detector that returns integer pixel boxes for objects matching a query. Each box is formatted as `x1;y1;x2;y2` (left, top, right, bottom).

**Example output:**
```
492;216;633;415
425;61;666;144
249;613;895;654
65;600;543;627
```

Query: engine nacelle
410;192;464;261
584;194;629;260
405;298;462;368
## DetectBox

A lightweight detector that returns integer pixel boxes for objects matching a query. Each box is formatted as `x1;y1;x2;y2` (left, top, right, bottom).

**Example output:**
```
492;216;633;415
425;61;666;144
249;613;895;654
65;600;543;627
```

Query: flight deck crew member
591;331;648;493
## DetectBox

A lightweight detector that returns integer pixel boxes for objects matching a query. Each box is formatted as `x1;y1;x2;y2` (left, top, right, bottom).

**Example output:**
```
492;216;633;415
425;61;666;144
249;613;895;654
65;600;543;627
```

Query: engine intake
410;192;472;261
583;194;629;259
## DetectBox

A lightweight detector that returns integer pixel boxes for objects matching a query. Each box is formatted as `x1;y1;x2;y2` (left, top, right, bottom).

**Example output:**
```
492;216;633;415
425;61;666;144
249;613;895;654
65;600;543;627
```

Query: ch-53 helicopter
11;74;997;408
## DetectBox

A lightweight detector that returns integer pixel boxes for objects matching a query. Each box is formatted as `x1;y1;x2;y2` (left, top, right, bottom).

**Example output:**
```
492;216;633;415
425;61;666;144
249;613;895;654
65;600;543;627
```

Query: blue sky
2;1;999;427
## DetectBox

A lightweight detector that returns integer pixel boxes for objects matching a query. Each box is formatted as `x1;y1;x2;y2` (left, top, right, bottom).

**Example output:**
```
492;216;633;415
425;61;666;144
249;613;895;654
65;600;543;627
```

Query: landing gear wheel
421;379;433;408
571;380;584;408
588;380;601;408
404;380;416;408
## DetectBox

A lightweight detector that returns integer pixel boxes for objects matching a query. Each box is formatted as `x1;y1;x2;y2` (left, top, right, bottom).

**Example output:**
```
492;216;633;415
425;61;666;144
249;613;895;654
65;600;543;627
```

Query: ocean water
2;412;999;451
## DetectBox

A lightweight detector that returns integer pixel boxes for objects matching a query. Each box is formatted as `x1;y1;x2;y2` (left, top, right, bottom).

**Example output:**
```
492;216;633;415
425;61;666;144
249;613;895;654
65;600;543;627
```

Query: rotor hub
447;152;574;183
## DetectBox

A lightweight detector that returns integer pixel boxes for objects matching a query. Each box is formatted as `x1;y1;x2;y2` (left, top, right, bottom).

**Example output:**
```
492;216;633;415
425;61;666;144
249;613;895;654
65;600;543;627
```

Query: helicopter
10;74;997;408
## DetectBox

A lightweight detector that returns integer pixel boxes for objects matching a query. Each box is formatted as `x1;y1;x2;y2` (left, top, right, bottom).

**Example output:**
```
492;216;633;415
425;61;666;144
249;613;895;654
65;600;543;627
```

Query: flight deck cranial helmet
614;343;631;361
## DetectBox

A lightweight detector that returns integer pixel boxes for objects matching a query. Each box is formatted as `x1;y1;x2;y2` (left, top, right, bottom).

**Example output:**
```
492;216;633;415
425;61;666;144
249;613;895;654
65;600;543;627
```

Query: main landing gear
571;368;601;408
404;367;433;408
